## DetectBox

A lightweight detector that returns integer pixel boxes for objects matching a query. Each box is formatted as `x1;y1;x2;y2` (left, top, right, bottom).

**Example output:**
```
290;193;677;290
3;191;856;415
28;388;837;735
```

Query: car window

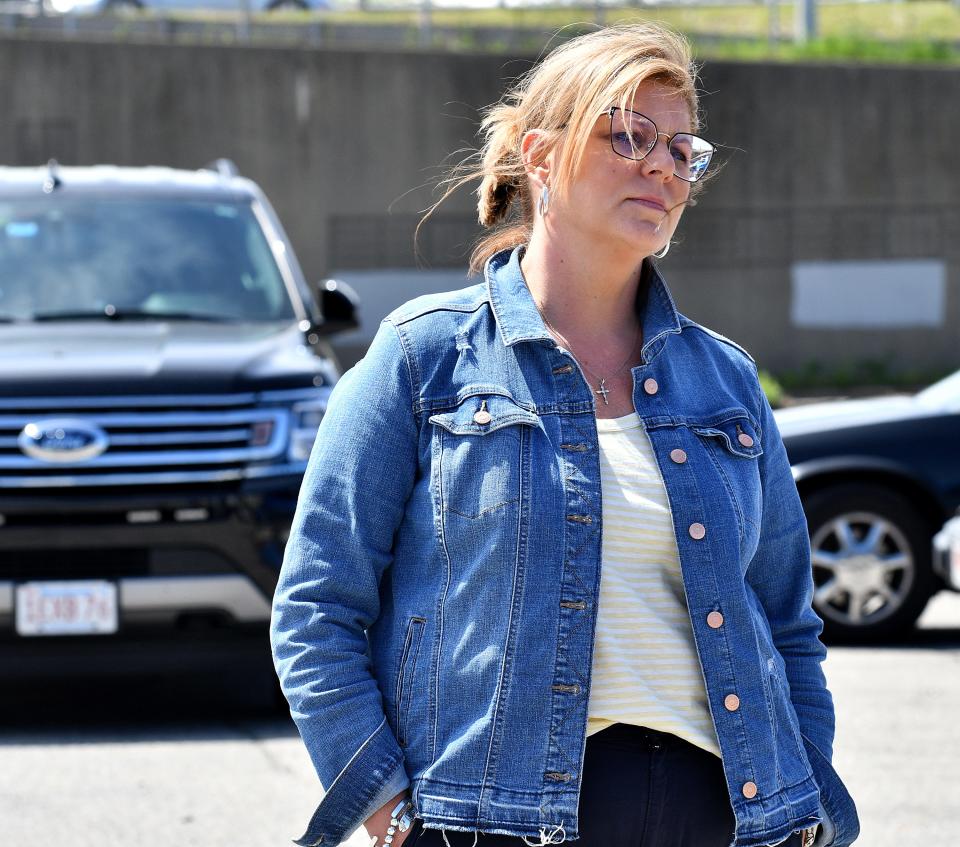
0;196;296;322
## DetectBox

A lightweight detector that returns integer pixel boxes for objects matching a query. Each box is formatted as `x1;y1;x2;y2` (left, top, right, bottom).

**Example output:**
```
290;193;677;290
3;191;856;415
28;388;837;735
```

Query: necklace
536;305;641;406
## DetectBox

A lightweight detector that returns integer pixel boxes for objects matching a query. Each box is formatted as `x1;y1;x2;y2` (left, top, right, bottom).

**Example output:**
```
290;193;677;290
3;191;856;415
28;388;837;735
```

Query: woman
270;23;860;847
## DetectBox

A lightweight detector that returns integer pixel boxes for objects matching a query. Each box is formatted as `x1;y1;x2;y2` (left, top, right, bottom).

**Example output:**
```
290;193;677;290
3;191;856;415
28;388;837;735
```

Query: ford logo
18;418;109;463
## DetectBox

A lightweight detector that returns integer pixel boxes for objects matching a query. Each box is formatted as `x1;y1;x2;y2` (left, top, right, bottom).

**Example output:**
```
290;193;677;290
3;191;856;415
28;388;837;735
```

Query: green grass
252;1;960;39
245;0;959;38
758;369;785;408
775;359;954;393
760;359;957;407
696;33;960;64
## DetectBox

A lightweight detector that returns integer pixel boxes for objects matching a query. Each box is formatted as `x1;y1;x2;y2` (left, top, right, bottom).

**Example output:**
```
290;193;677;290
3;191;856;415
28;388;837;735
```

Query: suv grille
0;391;315;488
0;547;236;582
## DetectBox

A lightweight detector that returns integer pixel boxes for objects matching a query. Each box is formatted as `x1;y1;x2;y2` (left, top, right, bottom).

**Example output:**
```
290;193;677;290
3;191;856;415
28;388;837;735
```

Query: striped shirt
586;411;721;758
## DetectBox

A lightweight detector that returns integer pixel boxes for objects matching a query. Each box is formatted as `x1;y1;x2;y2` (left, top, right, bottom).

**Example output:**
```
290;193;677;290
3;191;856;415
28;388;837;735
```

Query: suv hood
0;321;334;396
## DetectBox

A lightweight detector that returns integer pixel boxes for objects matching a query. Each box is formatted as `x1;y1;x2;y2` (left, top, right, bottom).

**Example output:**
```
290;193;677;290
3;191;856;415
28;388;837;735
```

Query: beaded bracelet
379;797;415;846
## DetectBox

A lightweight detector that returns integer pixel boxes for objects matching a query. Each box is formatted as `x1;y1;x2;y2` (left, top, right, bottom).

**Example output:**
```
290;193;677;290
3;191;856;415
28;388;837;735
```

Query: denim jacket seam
418;777;546;796
751;358;765;442
387;318;424;421
432;426;454;767
682;320;758;367
315;715;394;811
389;292;488;326
477;423;531;817
702;443;746;545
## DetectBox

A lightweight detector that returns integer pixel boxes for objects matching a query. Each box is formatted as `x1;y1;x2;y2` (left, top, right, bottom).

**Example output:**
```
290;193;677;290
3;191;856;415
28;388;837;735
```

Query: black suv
0;160;356;676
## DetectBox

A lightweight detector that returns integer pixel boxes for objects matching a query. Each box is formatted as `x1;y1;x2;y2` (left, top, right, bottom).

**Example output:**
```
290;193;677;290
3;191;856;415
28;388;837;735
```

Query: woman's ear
520;129;552;189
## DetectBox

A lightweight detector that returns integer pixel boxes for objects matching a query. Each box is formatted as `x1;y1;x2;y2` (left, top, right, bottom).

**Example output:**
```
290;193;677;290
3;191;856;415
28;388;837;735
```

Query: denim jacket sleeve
746;375;836;764
270;318;417;846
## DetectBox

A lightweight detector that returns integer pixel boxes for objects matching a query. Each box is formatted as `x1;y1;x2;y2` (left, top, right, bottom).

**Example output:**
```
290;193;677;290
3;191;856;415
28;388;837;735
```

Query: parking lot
0;591;957;847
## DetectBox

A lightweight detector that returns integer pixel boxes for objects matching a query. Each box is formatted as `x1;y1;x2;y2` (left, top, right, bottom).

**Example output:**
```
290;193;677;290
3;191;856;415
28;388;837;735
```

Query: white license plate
15;580;118;636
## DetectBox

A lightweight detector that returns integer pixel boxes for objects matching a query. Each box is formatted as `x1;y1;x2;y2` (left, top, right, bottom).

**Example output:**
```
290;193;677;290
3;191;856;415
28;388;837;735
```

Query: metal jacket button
473;400;492;425
741;781;758;799
724;694;741;711
707;611;724;629
737;432;755;447
688;522;706;540
670;448;687;464
643;378;659;395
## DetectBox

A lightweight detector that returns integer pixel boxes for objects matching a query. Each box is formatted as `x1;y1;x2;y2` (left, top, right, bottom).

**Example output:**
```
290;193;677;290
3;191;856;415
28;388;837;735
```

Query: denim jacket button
669;448;687;464
688;522;706;540
643;378;659;395
707;611;724;628
473;409;492;425
737;431;755;447
741;781;758;799
724;694;741;711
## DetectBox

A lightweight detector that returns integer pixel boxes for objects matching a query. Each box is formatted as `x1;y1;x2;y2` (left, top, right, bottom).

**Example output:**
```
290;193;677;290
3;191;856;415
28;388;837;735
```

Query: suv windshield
0;196;297;323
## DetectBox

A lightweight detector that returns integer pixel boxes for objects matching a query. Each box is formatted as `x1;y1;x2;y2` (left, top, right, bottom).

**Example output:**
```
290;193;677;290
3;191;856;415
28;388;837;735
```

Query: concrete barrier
1;37;956;375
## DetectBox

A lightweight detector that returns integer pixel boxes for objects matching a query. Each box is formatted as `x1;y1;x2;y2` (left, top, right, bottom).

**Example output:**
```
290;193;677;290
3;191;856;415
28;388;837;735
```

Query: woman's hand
362;791;417;847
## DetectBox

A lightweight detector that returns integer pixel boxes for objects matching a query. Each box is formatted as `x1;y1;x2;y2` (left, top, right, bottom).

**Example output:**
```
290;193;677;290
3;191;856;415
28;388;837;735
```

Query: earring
537;184;550;217
653;241;670;259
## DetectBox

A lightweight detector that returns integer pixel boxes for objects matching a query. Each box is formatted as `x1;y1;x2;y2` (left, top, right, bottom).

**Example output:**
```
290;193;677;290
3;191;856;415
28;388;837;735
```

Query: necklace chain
535;302;641;405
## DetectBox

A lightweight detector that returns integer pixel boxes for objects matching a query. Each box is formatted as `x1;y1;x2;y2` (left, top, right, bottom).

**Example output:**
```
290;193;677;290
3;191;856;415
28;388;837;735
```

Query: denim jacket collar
485;245;683;364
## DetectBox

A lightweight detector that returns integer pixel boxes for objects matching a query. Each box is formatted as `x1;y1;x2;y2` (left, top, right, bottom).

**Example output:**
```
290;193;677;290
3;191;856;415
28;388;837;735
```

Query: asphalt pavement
1;592;958;846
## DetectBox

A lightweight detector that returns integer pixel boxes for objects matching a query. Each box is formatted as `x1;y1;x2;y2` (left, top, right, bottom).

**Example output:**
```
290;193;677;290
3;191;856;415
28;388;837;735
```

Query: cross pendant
595;379;610;405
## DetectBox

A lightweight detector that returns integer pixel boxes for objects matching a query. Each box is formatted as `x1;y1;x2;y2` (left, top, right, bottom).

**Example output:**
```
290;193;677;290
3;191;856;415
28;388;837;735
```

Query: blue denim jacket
271;246;860;847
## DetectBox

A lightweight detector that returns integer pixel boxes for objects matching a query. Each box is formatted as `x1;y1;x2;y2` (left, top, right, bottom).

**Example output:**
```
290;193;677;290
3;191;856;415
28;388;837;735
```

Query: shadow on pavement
825;625;960;649
0;657;296;745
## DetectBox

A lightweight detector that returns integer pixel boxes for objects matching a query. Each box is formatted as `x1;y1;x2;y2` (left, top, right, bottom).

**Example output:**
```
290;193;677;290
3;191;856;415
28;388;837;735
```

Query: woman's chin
614;229;669;260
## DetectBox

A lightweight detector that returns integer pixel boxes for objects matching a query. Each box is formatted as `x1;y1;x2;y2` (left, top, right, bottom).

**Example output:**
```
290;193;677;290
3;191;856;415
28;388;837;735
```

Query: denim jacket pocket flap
691;413;763;459
429;394;540;436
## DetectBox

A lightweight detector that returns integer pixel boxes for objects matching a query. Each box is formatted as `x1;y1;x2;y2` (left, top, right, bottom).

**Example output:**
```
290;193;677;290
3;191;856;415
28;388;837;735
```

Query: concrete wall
2;37;957;376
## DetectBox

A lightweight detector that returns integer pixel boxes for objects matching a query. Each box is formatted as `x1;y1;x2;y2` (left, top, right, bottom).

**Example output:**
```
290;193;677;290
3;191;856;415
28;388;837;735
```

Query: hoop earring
653;241;670;259
537;184;550;217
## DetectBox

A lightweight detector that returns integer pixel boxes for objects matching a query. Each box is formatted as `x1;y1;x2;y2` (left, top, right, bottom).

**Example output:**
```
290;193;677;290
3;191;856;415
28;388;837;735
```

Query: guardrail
1;0;953;49
0;15;819;52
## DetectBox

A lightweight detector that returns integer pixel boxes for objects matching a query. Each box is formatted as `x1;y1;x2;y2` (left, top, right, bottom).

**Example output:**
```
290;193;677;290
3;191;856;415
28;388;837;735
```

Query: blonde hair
422;23;705;274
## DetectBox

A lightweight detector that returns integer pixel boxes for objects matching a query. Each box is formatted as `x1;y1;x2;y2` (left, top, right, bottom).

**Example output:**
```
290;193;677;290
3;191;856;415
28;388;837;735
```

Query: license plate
15;580;118;636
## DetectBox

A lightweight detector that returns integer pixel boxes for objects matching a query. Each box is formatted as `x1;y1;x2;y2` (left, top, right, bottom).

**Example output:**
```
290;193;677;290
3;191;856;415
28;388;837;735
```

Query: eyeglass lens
610;108;713;182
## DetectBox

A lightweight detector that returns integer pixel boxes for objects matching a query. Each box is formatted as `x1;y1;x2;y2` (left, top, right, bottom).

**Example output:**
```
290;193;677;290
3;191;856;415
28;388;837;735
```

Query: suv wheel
804;484;938;641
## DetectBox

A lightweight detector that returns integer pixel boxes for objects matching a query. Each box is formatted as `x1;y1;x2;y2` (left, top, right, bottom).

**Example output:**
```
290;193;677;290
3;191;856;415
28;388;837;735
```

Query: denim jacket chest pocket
428;393;541;521
687;411;764;550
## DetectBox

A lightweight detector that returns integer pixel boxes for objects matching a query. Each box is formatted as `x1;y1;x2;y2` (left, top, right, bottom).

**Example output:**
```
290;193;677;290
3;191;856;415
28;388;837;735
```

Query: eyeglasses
607;106;715;183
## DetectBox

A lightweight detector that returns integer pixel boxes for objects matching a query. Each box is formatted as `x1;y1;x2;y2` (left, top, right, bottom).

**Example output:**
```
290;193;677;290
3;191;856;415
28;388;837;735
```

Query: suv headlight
289;399;327;461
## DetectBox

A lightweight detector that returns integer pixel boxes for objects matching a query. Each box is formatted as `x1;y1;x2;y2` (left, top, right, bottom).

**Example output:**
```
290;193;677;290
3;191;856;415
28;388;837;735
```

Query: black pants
405;723;802;847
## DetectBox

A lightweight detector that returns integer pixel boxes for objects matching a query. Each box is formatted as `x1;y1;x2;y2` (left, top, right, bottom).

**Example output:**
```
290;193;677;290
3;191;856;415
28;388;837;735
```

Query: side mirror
311;278;360;337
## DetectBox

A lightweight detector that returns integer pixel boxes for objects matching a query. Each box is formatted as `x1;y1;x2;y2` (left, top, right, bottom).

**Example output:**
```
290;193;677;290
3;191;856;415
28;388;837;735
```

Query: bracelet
800;824;819;847
379;797;415;845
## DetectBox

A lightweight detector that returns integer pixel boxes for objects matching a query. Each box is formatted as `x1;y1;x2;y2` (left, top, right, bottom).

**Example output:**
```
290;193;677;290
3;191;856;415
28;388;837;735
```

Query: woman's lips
629;197;666;212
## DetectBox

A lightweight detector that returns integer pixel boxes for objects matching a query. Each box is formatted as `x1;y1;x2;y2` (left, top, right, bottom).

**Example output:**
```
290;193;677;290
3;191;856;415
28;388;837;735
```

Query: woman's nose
639;138;677;179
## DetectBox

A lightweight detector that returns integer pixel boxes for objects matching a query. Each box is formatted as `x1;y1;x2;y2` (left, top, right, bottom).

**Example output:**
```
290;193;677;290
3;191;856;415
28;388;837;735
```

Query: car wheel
803;484;939;641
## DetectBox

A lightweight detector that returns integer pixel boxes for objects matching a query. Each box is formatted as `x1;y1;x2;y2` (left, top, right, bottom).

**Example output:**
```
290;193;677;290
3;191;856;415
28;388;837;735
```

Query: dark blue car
775;370;960;640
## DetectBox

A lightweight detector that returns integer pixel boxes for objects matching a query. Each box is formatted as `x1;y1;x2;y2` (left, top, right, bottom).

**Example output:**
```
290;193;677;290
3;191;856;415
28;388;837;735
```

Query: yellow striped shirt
586;411;721;758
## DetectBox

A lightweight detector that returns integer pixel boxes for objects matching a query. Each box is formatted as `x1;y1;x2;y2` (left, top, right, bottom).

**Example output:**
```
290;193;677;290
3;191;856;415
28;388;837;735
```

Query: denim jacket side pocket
395;616;427;748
